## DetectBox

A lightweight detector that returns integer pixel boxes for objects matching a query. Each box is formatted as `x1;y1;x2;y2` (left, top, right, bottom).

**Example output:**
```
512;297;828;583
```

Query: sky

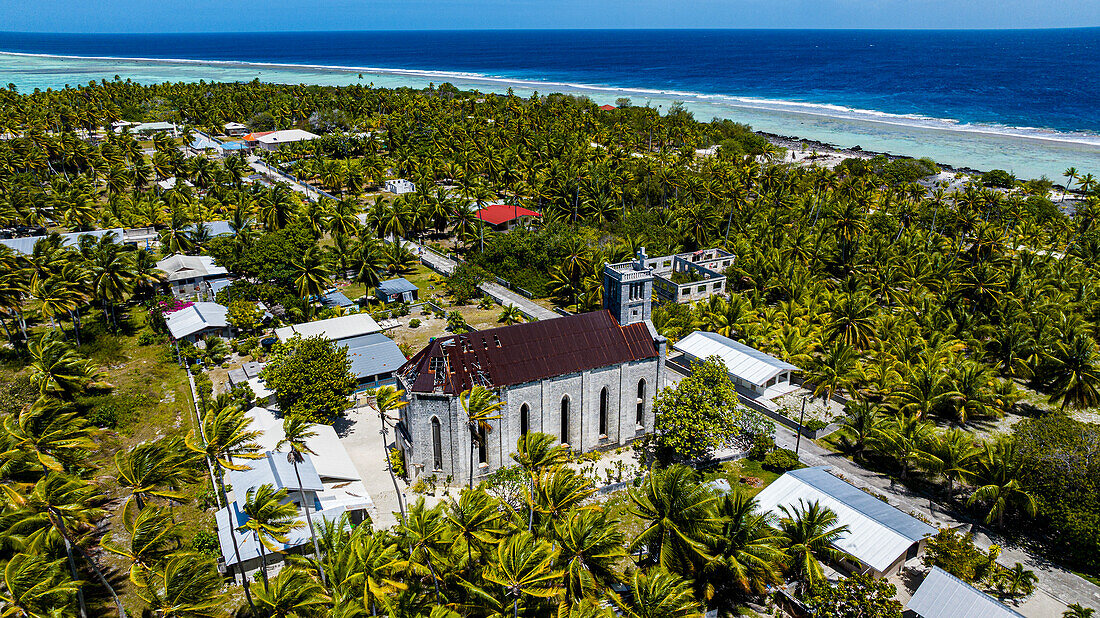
1;0;1098;32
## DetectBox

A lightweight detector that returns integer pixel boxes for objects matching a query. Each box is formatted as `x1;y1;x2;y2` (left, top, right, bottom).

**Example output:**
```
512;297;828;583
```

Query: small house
255;129;319;151
673;330;798;401
165;302;229;342
156;254;230;299
907;566;1026;618
223;122;249;137
132;121;179;136
385;179;416;194
474;203;541;232
376;278;419;304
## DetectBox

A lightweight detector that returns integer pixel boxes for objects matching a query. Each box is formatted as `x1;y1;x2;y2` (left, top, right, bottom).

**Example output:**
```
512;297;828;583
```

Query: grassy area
699;458;784;498
4;306;219;614
341;264;444;304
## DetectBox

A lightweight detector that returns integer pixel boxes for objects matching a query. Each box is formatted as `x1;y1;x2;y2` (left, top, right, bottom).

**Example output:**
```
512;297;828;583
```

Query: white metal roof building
384;178;416;194
133;121;179;134
165;302;228;341
274;313;381;343
0;228;123;255
255;129;319;151
753;466;937;577
156;254;229;281
673;330;799;399
907;567;1025;618
216;409;373;570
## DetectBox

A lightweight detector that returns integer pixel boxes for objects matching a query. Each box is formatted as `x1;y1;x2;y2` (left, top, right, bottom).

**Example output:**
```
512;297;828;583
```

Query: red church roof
598;104;617;111
474;204;541;226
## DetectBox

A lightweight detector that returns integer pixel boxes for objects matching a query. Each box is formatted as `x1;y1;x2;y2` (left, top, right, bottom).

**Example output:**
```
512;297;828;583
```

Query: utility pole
795;396;807;455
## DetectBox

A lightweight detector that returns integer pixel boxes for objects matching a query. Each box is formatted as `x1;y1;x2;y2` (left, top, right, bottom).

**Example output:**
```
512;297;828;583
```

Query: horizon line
1;26;1098;35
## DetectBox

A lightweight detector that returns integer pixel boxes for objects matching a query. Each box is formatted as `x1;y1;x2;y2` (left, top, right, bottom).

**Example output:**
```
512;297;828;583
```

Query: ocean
0;29;1097;180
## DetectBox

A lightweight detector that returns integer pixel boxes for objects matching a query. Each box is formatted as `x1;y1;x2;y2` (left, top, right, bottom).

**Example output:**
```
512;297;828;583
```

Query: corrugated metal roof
753;466;936;573
342;333;407;380
216;502;353;567
156;254;229;281
165;302;228;339
256;129;318;144
321;290;354;308
673;330;798;386
377;277;419;295
907;567;1025;618
400;310;658;394
0;228;123;255
274;313;381;342
226;451;324;494
244;407;362;483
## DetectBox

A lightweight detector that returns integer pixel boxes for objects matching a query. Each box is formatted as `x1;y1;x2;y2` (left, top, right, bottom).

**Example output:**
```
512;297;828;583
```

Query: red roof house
599;104;617;111
241;131;275;142
474;204;541;230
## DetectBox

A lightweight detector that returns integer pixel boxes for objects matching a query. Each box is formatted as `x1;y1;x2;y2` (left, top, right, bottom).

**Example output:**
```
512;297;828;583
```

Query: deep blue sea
0;30;1097;178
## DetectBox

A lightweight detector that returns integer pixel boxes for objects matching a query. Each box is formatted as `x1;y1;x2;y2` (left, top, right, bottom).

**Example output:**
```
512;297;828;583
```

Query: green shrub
80;392;153;431
981;169;1017;188
190;531;221;558
763;448;800;472
478;295;494;310
408;318;421;328
805;419;828;432
136;331;157;346
748;434;776;460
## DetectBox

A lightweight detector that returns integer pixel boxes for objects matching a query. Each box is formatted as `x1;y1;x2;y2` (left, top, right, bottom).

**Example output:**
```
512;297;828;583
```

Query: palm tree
1062;167;1078;203
0;400;96;473
553;509;626;605
115;436;201;512
777;499;851;590
704;491;785;599
1063;603;1096;618
241;483;305;591
967;439;1038;529
613;568;701;618
1;474;125;617
1046;333;1100;410
134;553;229;618
0;553;79;618
26;336;101;399
276;416;327;583
994;562;1038;599
251;567;331;617
368;385;408;518
498;304;524;325
926;427;981;492
837;401;885;460
483;531;563;618
100;505;183;585
395;497;449;600
446;488;506;565
628;464;719;574
459;385;504;489
805;342;861;414
511;433;571;531
873;413;939;480
350;527;407;616
293;246;333;301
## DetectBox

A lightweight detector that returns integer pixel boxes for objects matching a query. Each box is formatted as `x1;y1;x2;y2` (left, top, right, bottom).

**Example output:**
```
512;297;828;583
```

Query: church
394;249;667;483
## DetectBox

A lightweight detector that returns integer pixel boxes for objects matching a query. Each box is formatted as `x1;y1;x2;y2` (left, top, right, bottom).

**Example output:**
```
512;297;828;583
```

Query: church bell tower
602;247;654;326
